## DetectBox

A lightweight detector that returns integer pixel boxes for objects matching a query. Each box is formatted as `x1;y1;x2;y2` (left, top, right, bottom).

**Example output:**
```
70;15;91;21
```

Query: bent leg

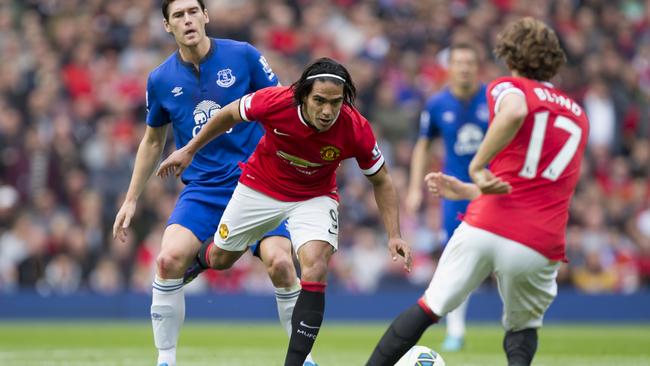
367;223;493;365
284;240;334;366
423;223;493;318
258;235;301;335
152;224;201;366
283;196;338;366
366;299;440;366
259;233;298;288
493;234;560;366
206;243;247;270
211;183;288;264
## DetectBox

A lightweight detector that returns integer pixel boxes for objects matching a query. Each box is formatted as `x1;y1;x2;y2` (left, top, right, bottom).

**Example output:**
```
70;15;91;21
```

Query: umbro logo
171;87;183;97
273;128;291;137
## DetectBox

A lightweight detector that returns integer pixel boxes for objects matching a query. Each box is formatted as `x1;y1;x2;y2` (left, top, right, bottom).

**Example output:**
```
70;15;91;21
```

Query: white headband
306;73;346;83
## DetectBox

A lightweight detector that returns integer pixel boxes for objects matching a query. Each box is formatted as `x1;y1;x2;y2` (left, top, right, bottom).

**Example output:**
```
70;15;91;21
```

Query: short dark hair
494;17;566;81
291;57;357;107
162;0;206;21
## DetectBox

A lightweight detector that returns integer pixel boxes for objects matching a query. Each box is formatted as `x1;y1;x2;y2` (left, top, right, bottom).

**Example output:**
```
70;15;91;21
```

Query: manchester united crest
218;223;229;239
320;145;341;161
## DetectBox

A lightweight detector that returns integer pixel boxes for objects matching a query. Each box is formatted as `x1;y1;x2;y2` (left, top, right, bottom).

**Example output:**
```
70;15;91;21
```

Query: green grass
0;322;648;365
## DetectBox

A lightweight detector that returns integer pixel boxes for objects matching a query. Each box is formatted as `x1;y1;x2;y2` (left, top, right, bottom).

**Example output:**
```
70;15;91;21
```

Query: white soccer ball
394;345;445;366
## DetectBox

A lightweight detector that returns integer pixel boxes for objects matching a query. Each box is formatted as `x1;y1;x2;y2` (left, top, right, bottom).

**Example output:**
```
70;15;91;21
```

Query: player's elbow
142;128;166;151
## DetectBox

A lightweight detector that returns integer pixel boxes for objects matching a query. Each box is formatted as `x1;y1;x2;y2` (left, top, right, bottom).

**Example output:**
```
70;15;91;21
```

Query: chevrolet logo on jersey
277;151;323;169
320;146;340;161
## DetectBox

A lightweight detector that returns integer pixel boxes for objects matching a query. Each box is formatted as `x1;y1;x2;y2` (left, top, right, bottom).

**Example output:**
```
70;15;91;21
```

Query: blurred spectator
88;256;125;295
44;253;82;294
335;226;390;293
0;0;648;294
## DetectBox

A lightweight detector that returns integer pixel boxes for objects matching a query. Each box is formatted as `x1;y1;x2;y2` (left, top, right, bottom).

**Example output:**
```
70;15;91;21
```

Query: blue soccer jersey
145;38;286;243
419;85;489;241
146;38;277;186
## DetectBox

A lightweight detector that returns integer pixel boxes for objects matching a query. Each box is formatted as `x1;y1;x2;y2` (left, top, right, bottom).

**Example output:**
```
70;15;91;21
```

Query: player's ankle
503;328;537;366
157;347;176;366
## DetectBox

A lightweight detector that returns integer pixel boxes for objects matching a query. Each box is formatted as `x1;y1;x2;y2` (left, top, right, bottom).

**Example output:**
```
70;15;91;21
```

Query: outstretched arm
424;172;482;201
156;99;243;178
367;165;412;272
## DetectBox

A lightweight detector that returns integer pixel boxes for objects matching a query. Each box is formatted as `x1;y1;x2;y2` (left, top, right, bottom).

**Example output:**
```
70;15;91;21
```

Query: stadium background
0;0;649;364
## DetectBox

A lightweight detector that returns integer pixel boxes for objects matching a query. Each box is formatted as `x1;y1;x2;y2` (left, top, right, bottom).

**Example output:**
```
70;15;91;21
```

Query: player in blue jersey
405;43;488;352
111;1;316;365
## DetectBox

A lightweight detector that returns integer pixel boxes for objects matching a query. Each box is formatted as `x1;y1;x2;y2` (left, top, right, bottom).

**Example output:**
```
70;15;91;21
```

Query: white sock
275;280;316;363
446;297;469;339
151;276;185;366
275;280;301;337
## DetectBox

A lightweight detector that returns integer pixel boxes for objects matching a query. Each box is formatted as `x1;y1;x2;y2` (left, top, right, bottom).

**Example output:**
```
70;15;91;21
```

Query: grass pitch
0;322;648;365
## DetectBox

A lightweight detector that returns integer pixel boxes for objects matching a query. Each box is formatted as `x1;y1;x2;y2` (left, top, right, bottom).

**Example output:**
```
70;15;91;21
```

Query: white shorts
423;222;560;331
214;183;339;253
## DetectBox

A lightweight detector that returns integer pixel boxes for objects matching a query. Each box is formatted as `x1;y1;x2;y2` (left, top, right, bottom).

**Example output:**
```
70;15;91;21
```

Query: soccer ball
394;345;445;366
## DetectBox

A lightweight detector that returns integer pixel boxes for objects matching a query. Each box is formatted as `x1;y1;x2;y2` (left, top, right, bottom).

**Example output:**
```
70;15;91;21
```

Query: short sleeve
239;87;277;123
418;101;440;139
353;115;385;176
245;43;279;89
145;75;170;127
489;80;525;114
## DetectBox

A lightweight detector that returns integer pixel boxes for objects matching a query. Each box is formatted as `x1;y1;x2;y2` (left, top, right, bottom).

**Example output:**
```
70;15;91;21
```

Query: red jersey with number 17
237;86;385;202
463;77;589;261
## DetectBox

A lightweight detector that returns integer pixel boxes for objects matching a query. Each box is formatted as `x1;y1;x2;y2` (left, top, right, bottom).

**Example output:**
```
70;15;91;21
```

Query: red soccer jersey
464;77;590;260
238;86;385;201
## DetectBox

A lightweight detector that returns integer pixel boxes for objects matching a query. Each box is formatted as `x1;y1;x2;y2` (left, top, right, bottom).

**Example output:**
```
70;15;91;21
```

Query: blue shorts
167;182;290;256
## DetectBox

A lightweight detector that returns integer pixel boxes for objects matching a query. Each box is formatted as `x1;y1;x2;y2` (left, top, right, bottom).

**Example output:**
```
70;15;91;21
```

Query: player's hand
424;171;470;200
113;200;136;243
157;147;194;179
470;168;512;195
405;188;422;216
388;237;412;272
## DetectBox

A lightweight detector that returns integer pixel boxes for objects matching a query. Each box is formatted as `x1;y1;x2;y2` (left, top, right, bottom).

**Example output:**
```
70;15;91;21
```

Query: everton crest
216;69;236;88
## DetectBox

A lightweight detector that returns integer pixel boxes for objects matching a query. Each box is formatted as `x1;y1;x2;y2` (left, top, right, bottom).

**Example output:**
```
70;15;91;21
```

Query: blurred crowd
0;0;648;296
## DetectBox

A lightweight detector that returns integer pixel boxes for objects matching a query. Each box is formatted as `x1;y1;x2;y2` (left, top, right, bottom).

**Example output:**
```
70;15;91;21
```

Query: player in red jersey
366;17;589;366
157;57;412;366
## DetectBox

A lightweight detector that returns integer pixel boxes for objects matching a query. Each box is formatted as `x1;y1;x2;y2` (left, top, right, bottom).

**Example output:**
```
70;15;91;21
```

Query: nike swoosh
299;321;320;330
273;128;291;136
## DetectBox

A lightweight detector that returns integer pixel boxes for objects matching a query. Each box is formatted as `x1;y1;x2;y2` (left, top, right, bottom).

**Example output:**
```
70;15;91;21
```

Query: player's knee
265;254;297;287
299;259;328;283
156;252;186;278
